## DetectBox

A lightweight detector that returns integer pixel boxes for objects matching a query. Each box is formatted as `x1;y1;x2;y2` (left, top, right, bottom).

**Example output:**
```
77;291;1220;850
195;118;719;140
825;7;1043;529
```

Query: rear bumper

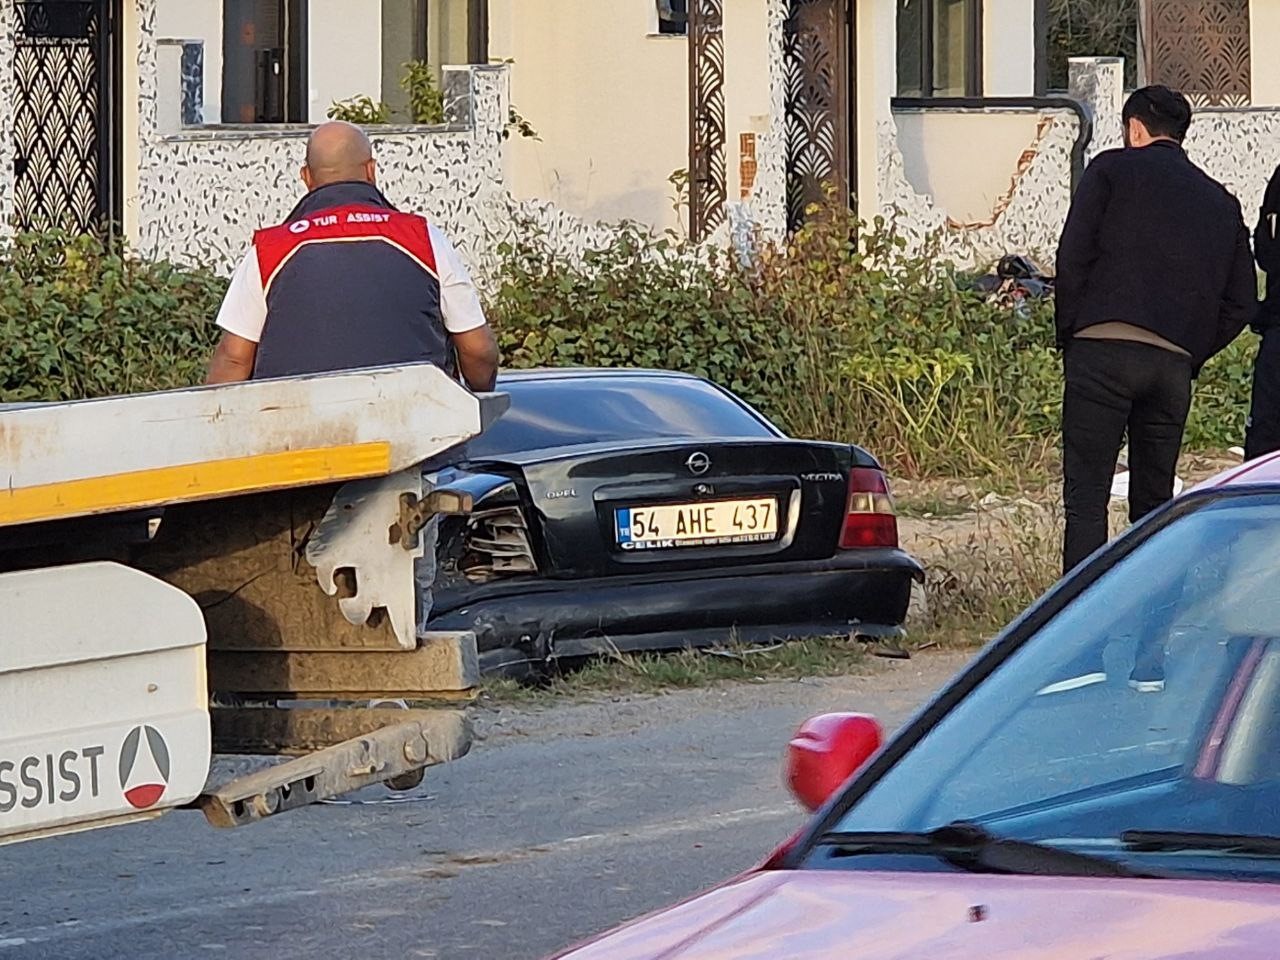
427;550;922;677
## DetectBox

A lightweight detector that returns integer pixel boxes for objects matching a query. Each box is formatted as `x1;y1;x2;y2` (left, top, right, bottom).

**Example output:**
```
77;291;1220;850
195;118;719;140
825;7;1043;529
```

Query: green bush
1187;334;1256;450
327;95;392;125
0;231;225;402
490;208;1256;478
0;217;1256;481
327;61;445;126
401;60;445;125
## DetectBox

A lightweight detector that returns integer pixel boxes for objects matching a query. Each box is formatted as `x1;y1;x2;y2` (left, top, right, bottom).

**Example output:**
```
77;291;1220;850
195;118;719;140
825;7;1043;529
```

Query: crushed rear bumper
427;549;923;678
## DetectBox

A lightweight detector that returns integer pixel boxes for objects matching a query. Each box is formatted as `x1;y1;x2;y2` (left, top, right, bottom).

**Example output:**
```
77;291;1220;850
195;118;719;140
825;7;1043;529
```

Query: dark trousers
1062;340;1193;575
1246;326;1280;461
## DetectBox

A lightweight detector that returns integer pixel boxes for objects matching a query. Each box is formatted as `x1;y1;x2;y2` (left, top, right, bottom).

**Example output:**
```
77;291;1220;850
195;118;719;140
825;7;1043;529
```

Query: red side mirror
786;713;883;812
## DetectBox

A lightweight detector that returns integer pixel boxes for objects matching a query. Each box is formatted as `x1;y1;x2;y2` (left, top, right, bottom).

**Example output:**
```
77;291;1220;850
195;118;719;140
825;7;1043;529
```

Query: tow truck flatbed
0;363;507;845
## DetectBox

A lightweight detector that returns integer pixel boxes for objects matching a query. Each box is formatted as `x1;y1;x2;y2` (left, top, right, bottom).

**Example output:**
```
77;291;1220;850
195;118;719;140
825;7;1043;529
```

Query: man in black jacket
1245;164;1280;460
1056;86;1255;578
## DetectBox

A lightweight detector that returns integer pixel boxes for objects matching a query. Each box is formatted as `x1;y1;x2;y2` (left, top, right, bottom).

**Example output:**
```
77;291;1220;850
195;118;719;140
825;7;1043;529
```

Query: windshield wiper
1122;830;1280;856
815;822;1150;878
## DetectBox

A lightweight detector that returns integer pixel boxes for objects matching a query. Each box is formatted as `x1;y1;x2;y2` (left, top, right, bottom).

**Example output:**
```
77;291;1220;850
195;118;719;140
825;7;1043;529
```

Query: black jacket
1256;164;1280;331
1055;140;1256;374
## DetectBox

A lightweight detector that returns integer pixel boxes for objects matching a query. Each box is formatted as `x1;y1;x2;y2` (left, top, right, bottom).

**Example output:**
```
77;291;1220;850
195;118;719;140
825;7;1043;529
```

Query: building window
1043;0;1137;92
221;0;307;123
382;0;427;119
384;0;487;112
658;0;688;36
896;0;982;98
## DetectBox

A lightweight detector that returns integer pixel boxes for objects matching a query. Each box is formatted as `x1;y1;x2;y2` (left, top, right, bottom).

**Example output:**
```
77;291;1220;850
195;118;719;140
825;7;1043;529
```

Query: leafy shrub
490;205;1255;479
327;61;445;126
487;212;1011;476
490;223;773;395
0;231;225;402
326;95;391;125
1;213;1255;482
1187;334;1256;450
505;106;541;141
402;60;445;125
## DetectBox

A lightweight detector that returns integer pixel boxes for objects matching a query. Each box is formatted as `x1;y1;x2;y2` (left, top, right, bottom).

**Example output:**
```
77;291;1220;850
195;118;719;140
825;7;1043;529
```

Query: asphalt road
0;653;970;960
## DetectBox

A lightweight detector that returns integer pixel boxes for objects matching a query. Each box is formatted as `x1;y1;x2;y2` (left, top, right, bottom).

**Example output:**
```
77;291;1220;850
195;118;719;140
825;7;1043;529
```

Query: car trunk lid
503;438;863;579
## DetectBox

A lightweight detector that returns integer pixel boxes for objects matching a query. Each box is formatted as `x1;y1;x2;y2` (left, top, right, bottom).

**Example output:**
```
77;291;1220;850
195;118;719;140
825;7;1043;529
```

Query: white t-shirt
215;222;488;344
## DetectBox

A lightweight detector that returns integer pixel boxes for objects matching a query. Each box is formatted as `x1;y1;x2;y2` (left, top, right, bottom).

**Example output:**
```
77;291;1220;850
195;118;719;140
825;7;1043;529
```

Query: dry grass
908;497;1061;645
902;451;1239;646
481;635;872;704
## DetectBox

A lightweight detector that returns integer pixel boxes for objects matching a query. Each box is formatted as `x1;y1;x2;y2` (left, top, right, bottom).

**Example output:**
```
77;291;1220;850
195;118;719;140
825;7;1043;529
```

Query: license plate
615;498;778;551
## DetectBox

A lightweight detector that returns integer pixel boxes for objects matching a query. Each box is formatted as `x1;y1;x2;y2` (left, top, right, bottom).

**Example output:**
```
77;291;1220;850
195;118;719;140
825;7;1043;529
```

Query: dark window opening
387;0;488;118
222;0;307;123
896;0;983;98
468;0;489;63
1043;0;1137;92
658;0;688;36
382;0;427;119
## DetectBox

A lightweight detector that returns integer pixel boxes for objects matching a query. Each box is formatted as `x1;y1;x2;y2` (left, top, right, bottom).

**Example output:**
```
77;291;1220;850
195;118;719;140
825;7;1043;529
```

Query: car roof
1198;451;1280;490
496;367;701;385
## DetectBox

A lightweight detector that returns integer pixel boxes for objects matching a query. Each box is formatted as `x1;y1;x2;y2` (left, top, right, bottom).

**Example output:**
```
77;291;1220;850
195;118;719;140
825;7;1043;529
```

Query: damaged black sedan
425;369;923;677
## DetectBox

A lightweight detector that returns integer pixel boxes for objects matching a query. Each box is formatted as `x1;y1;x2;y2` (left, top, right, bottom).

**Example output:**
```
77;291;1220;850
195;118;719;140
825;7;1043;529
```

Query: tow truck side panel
0;563;209;846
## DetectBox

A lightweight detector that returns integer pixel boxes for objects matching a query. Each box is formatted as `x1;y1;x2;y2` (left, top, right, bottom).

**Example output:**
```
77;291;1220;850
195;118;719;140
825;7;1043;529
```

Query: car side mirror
786;713;883;812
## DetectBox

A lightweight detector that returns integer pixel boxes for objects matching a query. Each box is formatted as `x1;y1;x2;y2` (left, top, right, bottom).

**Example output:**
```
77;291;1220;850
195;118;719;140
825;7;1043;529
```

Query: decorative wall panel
1144;0;1251;107
688;0;726;242
784;0;849;231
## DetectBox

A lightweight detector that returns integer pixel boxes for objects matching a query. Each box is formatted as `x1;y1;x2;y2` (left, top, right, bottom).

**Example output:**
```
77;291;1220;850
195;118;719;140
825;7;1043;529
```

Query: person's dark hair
1122;85;1193;142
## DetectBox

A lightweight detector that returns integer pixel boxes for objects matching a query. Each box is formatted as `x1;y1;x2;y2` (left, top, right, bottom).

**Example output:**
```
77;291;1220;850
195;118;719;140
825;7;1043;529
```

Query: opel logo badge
686;452;711;476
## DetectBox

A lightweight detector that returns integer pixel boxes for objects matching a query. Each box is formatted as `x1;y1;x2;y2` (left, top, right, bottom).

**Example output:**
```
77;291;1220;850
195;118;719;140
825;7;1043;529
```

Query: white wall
894;109;1043;223
308;0;383;122
1252;2;1280;105
152;1;430;124
489;0;780;232
155;42;185;133
154;0;222;121
982;0;1036;96
855;0;897;213
723;0;774;204
489;0;689;230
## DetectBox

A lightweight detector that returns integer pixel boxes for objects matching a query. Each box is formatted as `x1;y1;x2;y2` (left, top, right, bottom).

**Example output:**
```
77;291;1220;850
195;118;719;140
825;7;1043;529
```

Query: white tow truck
0;364;507;845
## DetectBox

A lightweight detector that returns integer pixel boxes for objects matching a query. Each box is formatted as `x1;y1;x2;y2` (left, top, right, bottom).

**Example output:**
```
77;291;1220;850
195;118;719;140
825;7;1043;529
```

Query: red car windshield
816;493;1280;882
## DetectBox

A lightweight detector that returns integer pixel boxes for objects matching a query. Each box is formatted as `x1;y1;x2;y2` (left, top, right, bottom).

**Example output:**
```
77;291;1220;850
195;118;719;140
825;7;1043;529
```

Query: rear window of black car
467;375;779;458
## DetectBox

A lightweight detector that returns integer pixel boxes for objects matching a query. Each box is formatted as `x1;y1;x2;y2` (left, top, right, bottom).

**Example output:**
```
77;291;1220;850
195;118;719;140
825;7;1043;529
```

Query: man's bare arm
452;325;499;393
206;332;258;385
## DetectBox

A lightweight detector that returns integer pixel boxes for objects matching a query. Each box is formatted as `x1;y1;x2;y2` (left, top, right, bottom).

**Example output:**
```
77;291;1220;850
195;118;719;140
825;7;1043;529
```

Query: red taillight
839;467;898;549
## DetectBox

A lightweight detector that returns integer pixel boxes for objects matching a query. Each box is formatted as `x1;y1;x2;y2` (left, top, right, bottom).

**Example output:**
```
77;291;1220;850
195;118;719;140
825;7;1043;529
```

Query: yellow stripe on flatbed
0;442;393;527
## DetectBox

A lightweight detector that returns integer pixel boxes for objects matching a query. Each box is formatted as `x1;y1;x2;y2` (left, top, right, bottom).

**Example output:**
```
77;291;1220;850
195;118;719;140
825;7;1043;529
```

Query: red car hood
552;870;1280;959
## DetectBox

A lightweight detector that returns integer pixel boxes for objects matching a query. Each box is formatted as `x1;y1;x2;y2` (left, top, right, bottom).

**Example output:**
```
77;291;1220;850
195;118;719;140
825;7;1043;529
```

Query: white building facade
2;0;1279;274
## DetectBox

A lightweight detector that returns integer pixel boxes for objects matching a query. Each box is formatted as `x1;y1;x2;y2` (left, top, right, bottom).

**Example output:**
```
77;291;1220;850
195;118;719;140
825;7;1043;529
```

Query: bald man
206;120;499;392
206;122;499;635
